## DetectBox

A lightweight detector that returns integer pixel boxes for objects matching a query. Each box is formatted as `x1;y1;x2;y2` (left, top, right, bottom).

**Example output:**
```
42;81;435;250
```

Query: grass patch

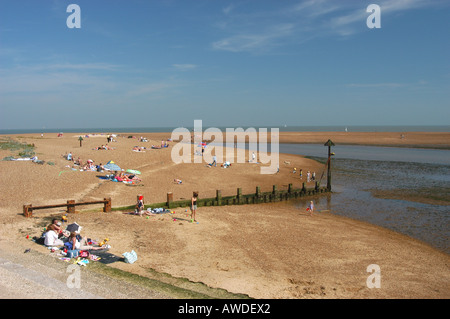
0;137;35;158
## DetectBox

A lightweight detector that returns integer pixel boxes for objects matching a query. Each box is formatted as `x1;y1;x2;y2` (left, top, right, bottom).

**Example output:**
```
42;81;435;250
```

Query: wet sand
0;132;449;299
277;131;450;149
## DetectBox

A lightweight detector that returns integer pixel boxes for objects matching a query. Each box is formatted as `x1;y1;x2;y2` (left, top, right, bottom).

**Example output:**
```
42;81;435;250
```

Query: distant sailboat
345;127;348;132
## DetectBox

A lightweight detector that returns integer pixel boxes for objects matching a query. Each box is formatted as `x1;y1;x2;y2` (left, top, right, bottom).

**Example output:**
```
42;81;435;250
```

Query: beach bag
34;236;45;245
123;250;137;264
67;249;80;258
64;241;73;250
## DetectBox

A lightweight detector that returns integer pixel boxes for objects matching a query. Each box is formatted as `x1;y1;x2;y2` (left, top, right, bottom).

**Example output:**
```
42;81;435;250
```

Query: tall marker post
324;139;335;191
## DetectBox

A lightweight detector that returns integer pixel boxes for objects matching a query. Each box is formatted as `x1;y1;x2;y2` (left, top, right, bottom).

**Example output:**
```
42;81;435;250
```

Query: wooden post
324;139;335;191
237;188;242;204
67;200;76;214
216;190;222;205
167;192;173;208
23;204;32;218
103;198;111;212
255;186;261;203
288;183;292;193
302;182;306;193
272;185;277;194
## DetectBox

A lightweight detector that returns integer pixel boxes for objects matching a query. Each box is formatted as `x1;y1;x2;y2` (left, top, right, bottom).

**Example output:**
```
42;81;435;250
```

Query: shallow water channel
281;144;450;254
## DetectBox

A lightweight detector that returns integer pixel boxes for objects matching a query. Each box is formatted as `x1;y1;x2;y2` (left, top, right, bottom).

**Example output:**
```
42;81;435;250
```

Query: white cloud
346;82;406;88
172;64;198;71
211;0;444;53
212;23;295;53
222;4;235;15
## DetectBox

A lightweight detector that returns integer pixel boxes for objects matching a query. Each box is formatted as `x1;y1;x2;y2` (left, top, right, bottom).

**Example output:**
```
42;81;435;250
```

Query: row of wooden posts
163;182;329;210
23;181;328;218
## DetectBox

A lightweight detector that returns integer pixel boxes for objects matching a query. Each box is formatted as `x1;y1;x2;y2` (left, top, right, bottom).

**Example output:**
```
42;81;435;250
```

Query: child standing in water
307;201;314;216
191;192;199;222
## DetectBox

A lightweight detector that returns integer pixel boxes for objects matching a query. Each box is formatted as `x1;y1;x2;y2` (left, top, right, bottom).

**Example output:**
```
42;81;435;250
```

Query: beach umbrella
126;169;141;175
104;161;121;171
66;222;81;233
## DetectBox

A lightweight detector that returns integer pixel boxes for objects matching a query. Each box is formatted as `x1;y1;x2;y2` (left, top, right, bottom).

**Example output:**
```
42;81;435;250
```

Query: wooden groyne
23;183;328;217
112;182;329;212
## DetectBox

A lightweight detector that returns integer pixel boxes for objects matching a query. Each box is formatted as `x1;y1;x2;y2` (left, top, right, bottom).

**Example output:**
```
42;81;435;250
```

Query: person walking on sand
190;192;198;222
78;136;83;147
307;201;314;216
211;154;217;167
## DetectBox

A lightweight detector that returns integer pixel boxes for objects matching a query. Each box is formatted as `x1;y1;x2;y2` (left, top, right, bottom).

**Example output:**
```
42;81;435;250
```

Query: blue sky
0;0;449;130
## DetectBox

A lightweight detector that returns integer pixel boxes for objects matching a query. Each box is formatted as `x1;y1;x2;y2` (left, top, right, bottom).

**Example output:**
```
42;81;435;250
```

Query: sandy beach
0;131;449;299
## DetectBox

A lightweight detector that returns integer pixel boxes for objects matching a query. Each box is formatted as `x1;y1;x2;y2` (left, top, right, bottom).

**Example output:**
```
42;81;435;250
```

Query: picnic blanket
148;208;171;214
124;208;172;215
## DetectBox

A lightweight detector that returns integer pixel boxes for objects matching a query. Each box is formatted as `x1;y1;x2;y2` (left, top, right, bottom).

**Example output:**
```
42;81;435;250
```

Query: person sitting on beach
67;152;73;161
135;195;144;215
44;225;65;247
46;219;68;239
222;161;231;168
114;172;124;182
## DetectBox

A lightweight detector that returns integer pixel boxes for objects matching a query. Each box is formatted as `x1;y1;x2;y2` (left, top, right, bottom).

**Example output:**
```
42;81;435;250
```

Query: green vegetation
0;137;35;159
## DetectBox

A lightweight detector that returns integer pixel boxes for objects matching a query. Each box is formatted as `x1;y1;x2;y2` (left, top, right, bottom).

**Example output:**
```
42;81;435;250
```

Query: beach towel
146;208;171;214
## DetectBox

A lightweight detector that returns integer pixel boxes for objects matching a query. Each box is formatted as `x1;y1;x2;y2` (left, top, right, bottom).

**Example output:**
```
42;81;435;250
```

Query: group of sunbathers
110;171;142;183
94;144;114;150
62;152;104;172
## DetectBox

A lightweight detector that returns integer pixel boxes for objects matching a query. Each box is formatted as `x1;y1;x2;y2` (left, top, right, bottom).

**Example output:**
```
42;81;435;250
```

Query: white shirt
44;230;58;246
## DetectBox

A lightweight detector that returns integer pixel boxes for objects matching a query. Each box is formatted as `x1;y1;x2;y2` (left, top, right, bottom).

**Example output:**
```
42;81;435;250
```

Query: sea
1;125;450;135
2;125;449;254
